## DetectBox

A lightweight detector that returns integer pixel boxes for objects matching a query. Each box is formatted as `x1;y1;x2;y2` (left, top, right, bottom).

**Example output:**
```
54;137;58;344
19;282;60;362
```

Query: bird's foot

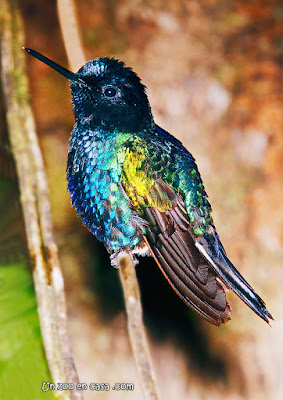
110;249;139;268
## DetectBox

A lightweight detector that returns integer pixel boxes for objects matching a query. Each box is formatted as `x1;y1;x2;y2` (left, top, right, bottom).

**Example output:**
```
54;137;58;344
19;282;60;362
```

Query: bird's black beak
23;47;81;82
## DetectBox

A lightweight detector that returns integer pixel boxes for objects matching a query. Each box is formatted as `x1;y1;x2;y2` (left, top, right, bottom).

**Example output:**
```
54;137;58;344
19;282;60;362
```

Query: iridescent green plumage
119;127;212;237
24;48;273;326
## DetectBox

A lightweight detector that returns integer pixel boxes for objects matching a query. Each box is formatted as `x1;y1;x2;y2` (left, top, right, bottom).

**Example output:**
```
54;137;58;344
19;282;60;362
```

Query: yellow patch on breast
122;148;154;198
121;142;176;212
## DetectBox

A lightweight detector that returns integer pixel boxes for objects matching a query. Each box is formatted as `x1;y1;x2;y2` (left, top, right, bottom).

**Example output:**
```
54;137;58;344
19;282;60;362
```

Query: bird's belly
67;162;144;252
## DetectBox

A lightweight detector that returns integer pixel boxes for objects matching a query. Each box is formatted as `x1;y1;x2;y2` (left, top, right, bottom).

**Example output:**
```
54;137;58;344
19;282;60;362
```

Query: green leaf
0;263;53;400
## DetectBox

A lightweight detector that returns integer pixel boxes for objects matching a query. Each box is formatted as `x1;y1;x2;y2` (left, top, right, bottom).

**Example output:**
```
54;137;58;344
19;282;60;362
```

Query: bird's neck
70;121;136;154
74;109;155;134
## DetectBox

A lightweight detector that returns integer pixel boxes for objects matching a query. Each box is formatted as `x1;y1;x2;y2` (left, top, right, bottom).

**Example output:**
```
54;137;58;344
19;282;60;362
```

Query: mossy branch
0;1;81;399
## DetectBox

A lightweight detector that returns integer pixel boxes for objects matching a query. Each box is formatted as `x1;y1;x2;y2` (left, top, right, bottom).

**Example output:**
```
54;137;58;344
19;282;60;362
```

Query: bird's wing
120;129;273;325
120;135;231;325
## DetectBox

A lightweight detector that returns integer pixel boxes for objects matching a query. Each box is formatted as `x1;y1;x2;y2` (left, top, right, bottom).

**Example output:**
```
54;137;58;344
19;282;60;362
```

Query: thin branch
118;253;159;400
56;1;160;398
57;0;86;70
0;1;81;399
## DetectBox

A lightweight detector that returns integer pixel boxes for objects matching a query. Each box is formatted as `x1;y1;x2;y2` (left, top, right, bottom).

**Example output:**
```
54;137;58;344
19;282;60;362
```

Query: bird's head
24;48;154;132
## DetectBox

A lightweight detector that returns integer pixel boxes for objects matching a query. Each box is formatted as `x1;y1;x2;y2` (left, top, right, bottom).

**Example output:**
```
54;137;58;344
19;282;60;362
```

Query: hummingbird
24;48;273;326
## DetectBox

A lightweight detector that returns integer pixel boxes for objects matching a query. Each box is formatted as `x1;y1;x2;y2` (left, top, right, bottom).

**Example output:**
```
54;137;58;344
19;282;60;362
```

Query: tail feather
196;233;273;324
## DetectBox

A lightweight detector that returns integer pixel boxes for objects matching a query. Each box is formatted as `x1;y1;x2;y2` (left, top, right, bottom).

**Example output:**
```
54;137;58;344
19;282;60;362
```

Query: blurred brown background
20;0;282;399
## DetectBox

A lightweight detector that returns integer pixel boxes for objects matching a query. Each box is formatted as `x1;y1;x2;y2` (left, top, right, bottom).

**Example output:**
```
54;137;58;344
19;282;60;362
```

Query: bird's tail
141;181;273;325
195;232;273;324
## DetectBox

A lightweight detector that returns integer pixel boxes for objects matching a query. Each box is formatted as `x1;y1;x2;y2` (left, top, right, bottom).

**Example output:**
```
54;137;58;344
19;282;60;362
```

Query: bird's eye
103;86;117;97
